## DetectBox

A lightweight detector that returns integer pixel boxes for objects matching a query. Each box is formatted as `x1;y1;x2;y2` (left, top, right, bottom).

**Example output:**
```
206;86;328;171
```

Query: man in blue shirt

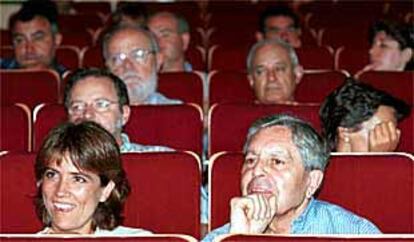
203;114;380;242
1;0;66;77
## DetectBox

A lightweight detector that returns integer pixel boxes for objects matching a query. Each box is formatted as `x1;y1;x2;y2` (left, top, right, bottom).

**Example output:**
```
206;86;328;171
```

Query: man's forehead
13;15;51;32
266;15;295;27
110;29;152;50
254;44;290;63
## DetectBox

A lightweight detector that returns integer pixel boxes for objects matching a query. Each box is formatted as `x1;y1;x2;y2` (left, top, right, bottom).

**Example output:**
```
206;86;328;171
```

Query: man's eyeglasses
68;99;118;115
108;48;155;67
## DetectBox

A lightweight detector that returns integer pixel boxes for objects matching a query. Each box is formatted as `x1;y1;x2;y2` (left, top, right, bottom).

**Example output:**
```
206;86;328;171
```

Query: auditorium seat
208;103;321;157
208;70;347;106
0;151;201;239
58;14;104;33
215;234;414;242
33;104;204;156
122;152;201;239
358;71;413;105
61;30;94;49
0;104;31;152
158;72;204;107
0;235;198;242
0;70;60;110
209;152;414;233
81;45;105;68
335;47;370;75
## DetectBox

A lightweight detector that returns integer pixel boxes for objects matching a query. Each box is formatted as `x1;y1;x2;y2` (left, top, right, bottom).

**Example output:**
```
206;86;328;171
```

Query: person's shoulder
312;199;381;234
0;58;18;69
96;226;152;235
201;223;230;242
148;92;183;105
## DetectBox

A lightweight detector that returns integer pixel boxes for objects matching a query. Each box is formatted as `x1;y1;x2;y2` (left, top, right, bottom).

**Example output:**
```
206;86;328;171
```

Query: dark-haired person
363;20;413;72
256;5;302;48
36;121;152;234
148;11;192;72
320;79;411;152
64;68;173;153
0;0;66;77
202;114;380;242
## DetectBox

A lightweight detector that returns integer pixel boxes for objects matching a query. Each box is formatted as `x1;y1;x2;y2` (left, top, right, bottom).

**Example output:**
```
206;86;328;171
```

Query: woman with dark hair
35;121;151;234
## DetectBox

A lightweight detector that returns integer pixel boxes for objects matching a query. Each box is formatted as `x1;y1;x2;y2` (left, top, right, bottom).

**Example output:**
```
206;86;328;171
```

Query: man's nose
82;105;96;120
252;160;266;176
266;68;278;82
24;40;35;53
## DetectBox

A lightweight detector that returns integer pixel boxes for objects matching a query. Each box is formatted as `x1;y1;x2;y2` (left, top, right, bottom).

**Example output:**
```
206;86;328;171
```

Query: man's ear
247;73;255;88
155;52;164;71
181;32;190;51
306;170;324;198
54;32;62;46
294;65;304;84
255;31;264;41
99;180;115;202
121;105;130;126
401;48;413;66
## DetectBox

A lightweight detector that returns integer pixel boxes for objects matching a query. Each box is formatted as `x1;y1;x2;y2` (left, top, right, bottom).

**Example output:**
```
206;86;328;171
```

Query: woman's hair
34;121;130;230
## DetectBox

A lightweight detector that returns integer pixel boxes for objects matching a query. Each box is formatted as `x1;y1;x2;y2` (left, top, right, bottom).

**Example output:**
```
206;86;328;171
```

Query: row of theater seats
1;101;413;156
2;69;412;109
1;151;414;237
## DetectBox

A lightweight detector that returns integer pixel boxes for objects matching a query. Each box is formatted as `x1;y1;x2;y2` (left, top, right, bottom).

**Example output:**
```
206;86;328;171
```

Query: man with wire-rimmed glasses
63;68;173;153
102;24;182;105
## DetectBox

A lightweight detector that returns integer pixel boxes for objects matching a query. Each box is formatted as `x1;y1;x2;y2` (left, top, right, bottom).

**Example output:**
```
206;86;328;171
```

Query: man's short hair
112;2;148;26
258;5;300;34
149;11;190;34
246;38;300;73
63;68;130;112
9;0;59;34
244;114;330;171
102;24;160;60
319;78;411;151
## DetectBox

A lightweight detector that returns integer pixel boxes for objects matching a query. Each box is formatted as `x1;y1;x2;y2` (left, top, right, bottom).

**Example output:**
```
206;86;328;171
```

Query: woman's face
41;156;114;234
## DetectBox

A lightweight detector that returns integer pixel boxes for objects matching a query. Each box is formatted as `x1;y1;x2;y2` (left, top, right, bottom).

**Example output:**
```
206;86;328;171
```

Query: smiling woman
34;121;152;235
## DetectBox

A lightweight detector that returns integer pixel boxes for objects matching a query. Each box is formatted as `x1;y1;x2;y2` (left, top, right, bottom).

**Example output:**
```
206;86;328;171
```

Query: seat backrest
208;103;321;157
358;71;413;105
295;47;335;70
0;70;60;110
397;110;413;153
0;152;41;233
209;152;414;233
0;151;201;239
122;152;201;239
158;72;204;107
0;235;198;242
0;104;31;152
33;104;204;155
81;45;105;68
335;47;370;75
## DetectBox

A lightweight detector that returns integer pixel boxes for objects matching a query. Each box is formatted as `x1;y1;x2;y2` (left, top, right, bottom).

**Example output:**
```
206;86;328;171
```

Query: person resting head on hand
319;78;411;152
35;121;152;235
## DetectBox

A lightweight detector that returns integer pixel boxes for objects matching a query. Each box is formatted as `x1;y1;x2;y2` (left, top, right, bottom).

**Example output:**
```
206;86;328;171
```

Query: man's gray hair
246;39;300;74
102;24;160;60
243;114;330;171
149;11;189;34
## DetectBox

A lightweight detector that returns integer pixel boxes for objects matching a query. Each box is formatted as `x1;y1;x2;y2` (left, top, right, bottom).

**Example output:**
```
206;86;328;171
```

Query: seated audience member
0;0;66;77
111;2;148;27
247;39;303;104
35;121;152;234
320;79;411;152
102;24;182;105
363;19;413;72
64;68;173;153
202;114;381;242
256;5;303;48
148;11;192;72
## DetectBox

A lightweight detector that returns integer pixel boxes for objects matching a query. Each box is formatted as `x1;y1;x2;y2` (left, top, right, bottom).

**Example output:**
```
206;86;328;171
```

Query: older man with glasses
102;24;182;105
64;68;173;153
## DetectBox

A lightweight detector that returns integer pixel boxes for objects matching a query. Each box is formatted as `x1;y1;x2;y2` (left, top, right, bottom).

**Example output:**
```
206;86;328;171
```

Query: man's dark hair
63;68;130;112
369;19;414;70
258;5;300;34
9;0;59;33
319;78;411;151
112;2;148;27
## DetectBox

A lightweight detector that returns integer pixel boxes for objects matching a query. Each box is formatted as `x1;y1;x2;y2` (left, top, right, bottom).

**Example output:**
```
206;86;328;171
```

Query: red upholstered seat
81;45;105;68
209;152;414;233
335;47;370;75
33;104;204;155
122;152;201;239
208;103;321;157
0;70;60;110
0;152;201;239
158;72;204;107
0;104;31;152
0;235;197;242
215;234;414;242
0;152;40;233
358;71;414;105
